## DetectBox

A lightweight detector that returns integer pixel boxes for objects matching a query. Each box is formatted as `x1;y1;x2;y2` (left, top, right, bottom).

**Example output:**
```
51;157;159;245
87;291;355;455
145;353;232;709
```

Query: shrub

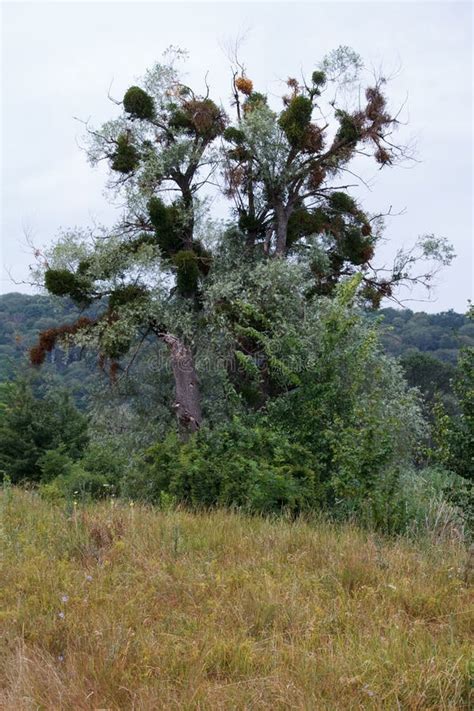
40;464;112;502
123;422;318;515
0;380;88;484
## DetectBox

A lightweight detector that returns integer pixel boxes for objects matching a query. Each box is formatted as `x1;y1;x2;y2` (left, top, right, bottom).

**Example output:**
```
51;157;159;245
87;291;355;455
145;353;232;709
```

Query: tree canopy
30;48;453;438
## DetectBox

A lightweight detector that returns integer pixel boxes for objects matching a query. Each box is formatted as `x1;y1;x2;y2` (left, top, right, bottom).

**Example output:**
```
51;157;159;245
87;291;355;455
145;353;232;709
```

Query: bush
0;379;88;484
266;282;424;521
123;421;318;515
40;463;113;502
39;441;125;502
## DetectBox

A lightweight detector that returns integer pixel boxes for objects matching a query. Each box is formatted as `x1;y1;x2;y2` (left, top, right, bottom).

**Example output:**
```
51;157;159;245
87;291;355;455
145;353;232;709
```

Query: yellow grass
0;490;472;710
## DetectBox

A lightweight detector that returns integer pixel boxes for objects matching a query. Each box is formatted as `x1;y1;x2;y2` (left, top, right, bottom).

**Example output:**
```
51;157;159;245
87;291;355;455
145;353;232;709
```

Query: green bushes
0;380;88;484
3;281;467;537
123;422;318;514
39;443;125;502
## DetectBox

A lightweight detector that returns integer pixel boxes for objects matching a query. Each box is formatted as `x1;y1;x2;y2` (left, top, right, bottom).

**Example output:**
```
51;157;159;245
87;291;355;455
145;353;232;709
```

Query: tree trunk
274;204;289;257
181;187;195;250
161;333;202;438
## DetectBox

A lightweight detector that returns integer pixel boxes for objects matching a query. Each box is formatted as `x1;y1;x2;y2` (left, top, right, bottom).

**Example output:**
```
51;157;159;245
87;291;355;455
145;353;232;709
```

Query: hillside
0;293;104;405
0;490;471;710
376;307;474;364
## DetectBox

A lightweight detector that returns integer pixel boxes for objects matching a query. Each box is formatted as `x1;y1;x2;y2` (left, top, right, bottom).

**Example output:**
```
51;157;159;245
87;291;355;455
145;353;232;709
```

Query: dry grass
0;490;472;710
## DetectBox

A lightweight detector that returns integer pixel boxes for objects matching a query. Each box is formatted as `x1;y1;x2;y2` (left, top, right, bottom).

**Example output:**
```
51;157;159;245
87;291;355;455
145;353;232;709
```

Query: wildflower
85;575;93;582
57;654;65;663
61;595;69;603
58;611;65;619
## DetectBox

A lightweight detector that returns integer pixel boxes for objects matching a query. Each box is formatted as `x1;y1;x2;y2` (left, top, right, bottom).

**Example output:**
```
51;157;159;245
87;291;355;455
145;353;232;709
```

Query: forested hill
0;292;102;402
375;307;474;364
0;292;472;402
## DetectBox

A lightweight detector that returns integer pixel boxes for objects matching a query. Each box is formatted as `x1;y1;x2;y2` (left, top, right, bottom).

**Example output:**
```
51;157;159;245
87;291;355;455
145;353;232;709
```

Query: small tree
432;307;474;482
0;378;88;483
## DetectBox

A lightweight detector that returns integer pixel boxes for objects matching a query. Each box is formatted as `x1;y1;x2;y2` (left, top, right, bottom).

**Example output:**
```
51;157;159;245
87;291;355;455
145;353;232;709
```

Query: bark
274;203;289;257
180;186;195;250
161;333;202;438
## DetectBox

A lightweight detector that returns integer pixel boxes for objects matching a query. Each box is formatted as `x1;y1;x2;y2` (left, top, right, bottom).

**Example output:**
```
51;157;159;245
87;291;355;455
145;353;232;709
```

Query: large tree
30;48;452;437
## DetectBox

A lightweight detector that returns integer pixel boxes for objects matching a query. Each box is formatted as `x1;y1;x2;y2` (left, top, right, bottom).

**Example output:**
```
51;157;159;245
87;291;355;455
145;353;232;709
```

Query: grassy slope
0;491;472;710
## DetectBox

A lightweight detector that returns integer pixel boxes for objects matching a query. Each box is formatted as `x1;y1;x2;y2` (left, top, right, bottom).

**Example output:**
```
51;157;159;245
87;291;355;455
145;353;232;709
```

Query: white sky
1;1;472;312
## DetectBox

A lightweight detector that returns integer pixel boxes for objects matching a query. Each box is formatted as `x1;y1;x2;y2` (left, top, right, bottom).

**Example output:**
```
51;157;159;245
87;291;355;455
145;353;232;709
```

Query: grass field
0;490;472;710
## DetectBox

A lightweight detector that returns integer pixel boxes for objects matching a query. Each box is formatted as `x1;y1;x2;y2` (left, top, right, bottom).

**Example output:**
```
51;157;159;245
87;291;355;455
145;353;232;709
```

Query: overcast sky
1;1;472;312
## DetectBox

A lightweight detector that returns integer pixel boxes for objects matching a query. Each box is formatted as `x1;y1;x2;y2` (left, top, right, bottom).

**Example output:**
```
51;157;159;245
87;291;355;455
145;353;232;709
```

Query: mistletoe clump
329;191;357;214
334;110;363;145
170;98;226;141
278;95;313;148
148;197;184;256
173;250;200;296
360;280;393;309
29;317;95;366
235;76;254;96
123;86;155;120
108;285;148;311
340;227;375;265
223;126;246;144
111;134;140;174
311;70;326;86
44;269;92;306
286;207;329;248
243;92;267;114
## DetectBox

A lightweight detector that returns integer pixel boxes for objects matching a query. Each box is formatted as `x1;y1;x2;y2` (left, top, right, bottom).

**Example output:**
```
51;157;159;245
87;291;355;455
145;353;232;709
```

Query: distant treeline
376;307;474;364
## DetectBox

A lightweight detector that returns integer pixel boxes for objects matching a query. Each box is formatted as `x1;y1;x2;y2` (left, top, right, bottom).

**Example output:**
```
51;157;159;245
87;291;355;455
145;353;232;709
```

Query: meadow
0;490;472;710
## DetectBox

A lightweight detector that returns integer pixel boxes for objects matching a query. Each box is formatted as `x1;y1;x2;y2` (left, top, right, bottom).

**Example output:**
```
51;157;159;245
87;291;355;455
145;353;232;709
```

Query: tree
0;378;88;483
30;48;452;437
432;307;474;482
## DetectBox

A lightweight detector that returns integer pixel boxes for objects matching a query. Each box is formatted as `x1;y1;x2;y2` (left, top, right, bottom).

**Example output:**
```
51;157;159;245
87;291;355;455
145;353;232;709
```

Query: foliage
425;305;474;531
124;421;316;514
265;280;424;518
130;280;425;531
0;379;88;483
38;441;125;502
377;307;471;364
400;351;456;412
39;464;113;503
431;344;474;482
